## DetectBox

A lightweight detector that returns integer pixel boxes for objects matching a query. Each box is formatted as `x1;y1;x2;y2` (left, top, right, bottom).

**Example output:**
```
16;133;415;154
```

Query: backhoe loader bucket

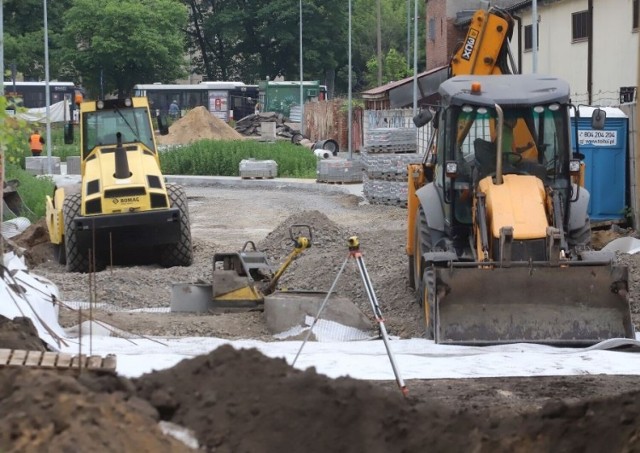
433;263;634;346
3;180;27;218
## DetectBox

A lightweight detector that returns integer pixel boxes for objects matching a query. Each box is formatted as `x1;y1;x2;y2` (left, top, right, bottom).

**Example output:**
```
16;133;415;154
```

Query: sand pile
157;106;245;146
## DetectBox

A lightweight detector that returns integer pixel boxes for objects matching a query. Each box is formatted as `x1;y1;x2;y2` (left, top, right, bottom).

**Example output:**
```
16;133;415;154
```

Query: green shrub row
4;138;317;223
159;140;318;178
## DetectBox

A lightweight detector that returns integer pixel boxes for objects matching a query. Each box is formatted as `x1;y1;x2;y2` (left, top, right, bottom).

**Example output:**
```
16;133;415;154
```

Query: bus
3;81;80;109
133;81;259;122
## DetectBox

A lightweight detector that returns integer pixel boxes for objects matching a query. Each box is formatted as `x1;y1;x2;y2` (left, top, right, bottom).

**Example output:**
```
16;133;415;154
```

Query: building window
634;0;639;30
524;24;539;51
572;10;589;42
429;18;436;42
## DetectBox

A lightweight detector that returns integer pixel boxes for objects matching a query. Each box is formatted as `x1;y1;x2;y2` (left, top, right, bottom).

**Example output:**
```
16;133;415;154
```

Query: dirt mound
0;316;46;351
135;345;472;452
0;368;191;453
134;345;640;453
3;346;640;452
9;218;54;267
157;106;245;146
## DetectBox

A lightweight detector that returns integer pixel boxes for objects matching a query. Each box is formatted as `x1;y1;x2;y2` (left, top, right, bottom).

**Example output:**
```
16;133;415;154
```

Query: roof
439;74;571;107
455;1;532;26
361;65;449;108
362;65;448;96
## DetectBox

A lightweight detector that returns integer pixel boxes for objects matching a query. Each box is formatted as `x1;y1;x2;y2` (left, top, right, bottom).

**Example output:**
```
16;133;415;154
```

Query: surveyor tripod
292;236;408;396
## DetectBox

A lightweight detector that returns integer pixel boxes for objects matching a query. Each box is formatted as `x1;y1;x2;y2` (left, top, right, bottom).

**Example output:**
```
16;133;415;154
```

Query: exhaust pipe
114;132;131;179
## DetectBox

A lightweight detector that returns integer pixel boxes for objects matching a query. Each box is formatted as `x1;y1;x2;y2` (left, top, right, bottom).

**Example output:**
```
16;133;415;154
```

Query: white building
509;0;639;106
427;0;639;106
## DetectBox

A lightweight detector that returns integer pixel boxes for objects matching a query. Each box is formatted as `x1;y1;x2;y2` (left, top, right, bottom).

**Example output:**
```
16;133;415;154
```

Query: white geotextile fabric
0;252;66;350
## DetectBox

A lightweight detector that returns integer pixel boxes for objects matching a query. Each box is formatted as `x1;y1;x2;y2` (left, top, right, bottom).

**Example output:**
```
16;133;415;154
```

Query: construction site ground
4;182;640;452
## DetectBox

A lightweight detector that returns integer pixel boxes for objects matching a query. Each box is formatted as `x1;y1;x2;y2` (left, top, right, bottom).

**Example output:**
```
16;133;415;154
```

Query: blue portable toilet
570;106;628;222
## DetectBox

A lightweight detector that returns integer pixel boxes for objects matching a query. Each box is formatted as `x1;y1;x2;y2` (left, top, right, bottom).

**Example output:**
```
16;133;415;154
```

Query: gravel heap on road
257;210;421;337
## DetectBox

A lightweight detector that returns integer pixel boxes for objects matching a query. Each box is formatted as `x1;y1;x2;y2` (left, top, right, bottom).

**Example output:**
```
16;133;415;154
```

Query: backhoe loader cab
408;74;634;345
45;97;193;273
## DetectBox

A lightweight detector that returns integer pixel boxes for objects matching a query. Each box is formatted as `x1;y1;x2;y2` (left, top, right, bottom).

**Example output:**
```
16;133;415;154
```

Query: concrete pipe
314;149;331;159
314;139;339;156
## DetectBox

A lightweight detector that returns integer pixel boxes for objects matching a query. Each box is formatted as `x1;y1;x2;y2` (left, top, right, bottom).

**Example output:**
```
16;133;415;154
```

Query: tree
351;0;425;91
183;0;347;91
363;48;410;88
3;0;73;81
61;0;188;97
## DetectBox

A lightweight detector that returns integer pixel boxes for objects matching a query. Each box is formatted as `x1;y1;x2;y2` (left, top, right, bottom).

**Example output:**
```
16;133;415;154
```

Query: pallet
364;146;417;154
316;179;362;185
0;349;117;372
240;176;276;180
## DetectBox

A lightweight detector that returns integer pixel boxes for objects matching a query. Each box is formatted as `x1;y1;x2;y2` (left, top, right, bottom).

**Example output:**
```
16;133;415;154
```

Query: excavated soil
156;106;244;146
2;185;640;451
2;346;640;452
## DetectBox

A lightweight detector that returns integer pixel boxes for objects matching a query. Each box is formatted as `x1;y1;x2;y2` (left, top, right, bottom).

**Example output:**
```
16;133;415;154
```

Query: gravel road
35;183;422;339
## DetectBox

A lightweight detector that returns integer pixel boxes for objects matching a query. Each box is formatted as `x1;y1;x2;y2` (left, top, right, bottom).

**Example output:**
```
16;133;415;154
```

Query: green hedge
160;140;318;178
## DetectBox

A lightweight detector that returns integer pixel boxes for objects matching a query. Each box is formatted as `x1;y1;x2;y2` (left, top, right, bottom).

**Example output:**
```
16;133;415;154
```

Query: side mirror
64;122;74;144
413;109;433;128
157;114;170;136
591;108;606;130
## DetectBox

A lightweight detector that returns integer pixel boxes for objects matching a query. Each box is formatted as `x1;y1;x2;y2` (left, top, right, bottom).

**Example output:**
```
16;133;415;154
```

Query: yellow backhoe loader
45;97;193;273
406;8;634;345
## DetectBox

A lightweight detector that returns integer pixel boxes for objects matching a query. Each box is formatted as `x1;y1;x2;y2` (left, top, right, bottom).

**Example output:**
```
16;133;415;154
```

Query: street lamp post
44;0;52;174
299;0;304;135
348;0;352;160
412;0;418;115
1;0;4;96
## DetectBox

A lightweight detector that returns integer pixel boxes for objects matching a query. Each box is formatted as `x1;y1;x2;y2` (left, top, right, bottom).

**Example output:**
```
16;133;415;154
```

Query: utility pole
0;0;4;96
377;0;382;85
412;0;418;115
348;0;353;160
299;0;304;135
406;0;411;71
532;0;538;73
44;0;52;174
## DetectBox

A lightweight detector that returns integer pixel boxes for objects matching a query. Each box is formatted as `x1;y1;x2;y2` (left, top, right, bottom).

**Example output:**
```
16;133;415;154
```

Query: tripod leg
355;254;408;397
292;254;350;367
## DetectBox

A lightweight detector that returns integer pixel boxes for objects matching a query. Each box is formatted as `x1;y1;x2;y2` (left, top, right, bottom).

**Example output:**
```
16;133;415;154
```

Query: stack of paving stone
316;158;364;184
239;159;278;179
361;127;420;207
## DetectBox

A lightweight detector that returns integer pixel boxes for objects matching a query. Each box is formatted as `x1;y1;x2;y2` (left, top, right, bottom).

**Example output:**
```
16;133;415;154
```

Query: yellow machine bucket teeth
434;264;634;345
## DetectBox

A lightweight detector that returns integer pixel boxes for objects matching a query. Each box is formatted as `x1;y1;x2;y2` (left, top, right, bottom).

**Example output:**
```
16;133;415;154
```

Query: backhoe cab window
445;104;569;185
83;107;155;158
439;104;570;224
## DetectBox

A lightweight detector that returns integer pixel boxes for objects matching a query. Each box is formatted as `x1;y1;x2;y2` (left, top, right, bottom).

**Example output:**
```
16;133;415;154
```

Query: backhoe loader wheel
421;268;436;340
63;193;90;273
160;183;193;267
413;206;432;304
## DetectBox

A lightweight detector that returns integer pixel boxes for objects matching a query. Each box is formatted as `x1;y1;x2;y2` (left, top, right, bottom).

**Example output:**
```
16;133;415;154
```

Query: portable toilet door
570;106;628;222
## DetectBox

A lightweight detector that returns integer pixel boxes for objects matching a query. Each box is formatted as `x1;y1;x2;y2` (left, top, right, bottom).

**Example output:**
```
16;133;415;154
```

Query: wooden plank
24;351;43;367
40;351;59;368
71;354;87;369
56;353;72;368
103;354;117;371
0;349;117;371
0;349;12;366
8;350;27;366
87;355;103;370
